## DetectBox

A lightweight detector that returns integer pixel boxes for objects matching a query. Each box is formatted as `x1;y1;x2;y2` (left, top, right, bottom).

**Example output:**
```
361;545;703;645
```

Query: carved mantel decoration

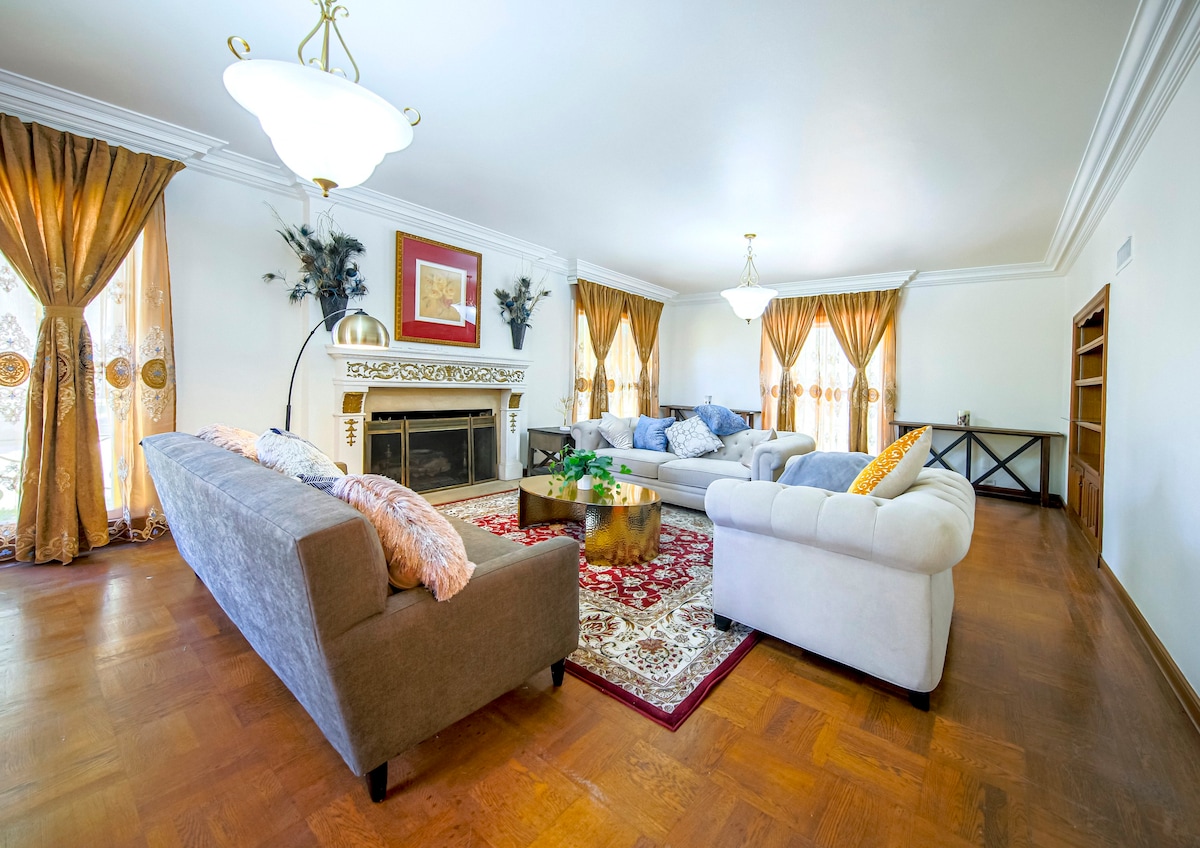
344;360;526;385
326;345;532;479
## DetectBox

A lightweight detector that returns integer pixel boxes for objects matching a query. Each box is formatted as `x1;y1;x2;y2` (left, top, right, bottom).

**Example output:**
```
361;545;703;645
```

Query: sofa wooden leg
367;762;387;802
551;659;566;687
713;614;732;631
908;690;931;711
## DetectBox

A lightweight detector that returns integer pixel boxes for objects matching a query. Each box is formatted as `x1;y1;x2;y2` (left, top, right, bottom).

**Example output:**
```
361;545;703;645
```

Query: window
0;235;150;525
761;314;891;454
573;307;647;421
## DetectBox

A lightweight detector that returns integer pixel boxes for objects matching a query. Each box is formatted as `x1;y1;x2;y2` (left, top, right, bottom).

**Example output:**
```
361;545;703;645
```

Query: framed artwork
395;232;482;347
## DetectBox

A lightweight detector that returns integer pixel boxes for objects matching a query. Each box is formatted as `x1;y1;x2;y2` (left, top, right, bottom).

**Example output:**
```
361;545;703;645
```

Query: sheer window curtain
760;310;893;454
0;197;175;559
575;279;626;418
573;303;650;422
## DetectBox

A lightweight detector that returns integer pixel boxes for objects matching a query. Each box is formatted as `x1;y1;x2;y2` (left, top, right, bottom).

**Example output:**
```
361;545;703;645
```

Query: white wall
164;169;573;466
659;300;764;410
896;278;1068;494
1060;56;1200;695
167;171;305;434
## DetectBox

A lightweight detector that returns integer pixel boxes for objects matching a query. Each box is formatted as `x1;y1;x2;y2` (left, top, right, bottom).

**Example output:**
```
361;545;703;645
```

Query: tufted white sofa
571;417;816;510
705;468;975;705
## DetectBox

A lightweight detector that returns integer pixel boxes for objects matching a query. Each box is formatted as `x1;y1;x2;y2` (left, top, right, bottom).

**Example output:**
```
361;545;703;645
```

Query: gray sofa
143;433;579;802
571;416;816;509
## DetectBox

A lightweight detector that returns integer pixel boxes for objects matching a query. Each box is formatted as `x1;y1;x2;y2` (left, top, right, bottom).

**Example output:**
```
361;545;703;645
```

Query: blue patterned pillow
632;415;676;452
299;473;343;495
694;404;750;436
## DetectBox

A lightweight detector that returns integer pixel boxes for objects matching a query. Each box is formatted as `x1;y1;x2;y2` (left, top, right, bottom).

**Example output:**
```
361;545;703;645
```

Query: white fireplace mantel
325;345;533;479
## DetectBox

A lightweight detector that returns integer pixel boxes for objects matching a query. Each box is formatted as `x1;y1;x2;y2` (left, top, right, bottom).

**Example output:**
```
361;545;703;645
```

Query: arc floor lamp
285;308;390;431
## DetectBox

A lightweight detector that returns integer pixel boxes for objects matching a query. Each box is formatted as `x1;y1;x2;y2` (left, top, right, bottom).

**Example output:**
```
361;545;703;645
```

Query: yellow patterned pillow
848;426;932;498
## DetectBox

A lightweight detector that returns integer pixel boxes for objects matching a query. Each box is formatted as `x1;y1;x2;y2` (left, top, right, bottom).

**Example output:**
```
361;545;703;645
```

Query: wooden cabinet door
1081;467;1101;542
1067;461;1084;521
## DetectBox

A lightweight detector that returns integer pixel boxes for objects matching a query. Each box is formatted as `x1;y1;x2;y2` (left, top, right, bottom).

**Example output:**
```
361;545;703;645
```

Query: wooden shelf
1072;452;1101;476
1067;284;1108;554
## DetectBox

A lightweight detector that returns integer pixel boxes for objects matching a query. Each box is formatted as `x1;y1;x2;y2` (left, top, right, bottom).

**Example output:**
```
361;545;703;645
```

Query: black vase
320;293;349;331
510;322;528;350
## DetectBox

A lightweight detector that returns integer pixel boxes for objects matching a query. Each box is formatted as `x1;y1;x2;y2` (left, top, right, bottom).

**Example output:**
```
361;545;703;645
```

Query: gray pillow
778;451;874;491
598;412;634;449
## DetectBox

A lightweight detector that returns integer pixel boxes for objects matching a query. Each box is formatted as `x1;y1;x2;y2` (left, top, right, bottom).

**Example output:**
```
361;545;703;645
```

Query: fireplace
365;409;498;493
327;347;531;482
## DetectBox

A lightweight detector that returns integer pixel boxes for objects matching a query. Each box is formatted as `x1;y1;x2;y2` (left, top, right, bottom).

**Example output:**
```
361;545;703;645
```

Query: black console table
526;426;573;476
892;421;1063;507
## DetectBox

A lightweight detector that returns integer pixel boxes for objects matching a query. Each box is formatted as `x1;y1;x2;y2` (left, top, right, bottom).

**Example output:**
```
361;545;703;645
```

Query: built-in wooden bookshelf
1067;284;1108;553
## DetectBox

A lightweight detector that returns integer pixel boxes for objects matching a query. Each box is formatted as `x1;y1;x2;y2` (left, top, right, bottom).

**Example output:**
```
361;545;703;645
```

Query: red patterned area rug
438;491;758;730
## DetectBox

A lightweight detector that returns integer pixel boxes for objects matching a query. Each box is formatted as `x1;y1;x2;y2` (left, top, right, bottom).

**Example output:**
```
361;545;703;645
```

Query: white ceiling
0;0;1137;294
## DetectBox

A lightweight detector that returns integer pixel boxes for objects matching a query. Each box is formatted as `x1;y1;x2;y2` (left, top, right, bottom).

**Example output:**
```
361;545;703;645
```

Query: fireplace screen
365;410;498;493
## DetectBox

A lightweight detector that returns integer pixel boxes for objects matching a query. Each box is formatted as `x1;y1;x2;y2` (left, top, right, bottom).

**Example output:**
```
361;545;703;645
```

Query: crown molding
668;269;916;306
0;68;223;161
188;149;299;195
302;183;567;268
772;269;917;297
908;261;1060;288
1045;0;1200;271
567;260;677;302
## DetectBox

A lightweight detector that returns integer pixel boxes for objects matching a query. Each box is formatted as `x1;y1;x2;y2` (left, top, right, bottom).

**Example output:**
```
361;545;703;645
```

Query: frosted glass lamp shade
223;59;412;190
720;285;778;322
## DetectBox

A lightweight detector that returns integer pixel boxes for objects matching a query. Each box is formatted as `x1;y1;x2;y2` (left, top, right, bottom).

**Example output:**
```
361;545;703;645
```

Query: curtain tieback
43;305;85;319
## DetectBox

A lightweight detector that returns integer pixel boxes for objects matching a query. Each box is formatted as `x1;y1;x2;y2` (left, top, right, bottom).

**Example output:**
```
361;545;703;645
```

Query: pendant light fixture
721;234;778;322
223;1;421;196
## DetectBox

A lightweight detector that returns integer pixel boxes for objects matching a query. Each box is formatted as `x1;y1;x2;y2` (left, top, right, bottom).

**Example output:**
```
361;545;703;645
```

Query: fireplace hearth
366;409;498;493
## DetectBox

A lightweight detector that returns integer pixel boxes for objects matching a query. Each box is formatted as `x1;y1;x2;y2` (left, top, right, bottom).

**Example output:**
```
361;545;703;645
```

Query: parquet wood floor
2;498;1199;846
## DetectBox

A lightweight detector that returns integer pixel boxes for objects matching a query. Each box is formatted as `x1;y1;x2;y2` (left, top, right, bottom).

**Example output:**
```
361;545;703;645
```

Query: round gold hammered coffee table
517;476;662;567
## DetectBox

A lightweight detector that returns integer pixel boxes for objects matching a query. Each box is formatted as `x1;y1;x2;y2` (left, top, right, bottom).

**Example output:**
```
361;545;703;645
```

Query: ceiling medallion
223;1;421;196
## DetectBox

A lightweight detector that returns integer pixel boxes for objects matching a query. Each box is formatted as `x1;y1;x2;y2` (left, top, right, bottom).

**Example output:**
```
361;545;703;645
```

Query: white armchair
704;468;975;707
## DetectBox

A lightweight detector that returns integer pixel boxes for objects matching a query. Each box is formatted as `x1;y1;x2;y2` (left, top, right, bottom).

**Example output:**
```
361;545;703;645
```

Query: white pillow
665;416;723;459
739;429;778;468
256;429;344;478
598;412;634;449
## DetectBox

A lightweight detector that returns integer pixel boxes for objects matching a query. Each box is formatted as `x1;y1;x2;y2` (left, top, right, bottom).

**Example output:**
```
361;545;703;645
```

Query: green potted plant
263;211;369;330
494;274;550;350
550;447;631;500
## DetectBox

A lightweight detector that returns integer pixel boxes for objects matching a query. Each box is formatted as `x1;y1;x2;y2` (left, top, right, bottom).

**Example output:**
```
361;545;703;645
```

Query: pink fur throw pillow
196;424;259;461
331;474;476;600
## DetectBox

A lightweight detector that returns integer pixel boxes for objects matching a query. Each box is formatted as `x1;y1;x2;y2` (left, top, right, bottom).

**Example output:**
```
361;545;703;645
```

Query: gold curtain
576;279;626;418
0;116;183;563
821;289;900;452
99;197;175;542
760;295;821;431
880;321;897;451
625;293;663;416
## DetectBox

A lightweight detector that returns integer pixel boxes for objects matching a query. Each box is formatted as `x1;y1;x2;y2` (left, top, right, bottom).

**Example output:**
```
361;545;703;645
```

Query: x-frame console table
892;421;1063;507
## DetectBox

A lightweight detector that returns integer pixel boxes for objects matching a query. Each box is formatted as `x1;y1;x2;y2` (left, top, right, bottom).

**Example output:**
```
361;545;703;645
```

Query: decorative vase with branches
555;394;575;430
263;210;368;330
550;448;631;500
494;274;550;349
